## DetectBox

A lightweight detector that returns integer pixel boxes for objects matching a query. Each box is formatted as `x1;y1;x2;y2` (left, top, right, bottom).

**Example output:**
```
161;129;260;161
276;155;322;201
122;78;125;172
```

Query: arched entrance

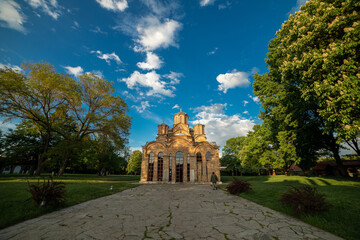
157;152;163;181
176;151;183;182
148;152;154;181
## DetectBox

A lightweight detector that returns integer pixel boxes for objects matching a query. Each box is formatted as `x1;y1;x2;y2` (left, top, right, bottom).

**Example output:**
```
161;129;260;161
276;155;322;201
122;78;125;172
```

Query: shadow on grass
221;175;360;240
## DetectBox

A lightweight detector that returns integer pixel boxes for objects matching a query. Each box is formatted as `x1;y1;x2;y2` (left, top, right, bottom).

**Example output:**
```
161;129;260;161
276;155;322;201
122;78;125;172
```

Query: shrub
281;185;331;215
226;178;252;195
28;177;66;207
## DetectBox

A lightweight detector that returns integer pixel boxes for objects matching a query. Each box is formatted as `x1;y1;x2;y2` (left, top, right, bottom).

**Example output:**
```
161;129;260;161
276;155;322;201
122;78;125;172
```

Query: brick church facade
140;110;221;183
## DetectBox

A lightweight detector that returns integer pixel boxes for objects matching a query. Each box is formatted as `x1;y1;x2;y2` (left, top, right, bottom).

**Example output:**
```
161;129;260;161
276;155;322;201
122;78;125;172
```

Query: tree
126;150;142;175
254;0;359;176
56;73;131;175
0;62;76;175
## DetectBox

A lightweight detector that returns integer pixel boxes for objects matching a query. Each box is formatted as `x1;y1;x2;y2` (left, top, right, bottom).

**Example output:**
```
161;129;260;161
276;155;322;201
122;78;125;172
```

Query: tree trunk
328;135;349;177
29;165;35;175
10;165;15;174
58;158;68;176
35;133;50;176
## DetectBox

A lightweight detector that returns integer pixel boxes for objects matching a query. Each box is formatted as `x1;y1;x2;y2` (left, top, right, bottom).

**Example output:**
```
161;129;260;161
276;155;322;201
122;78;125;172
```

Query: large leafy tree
0;62;75;175
126;150;142;175
254;0;359;176
56;73;131;175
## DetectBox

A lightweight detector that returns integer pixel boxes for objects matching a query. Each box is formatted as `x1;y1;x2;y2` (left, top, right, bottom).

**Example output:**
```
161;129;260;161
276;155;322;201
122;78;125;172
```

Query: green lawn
221;175;360;240
0;174;140;229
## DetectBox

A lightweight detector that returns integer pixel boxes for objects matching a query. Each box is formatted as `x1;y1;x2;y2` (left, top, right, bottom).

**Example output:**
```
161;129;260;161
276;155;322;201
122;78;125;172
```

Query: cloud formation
137;52;163;70
0;0;26;33
217;70;250;93
163;71;183;85
191;103;255;147
64;66;83;77
248;94;259;103
200;0;216;7
135;101;150;113
26;0;62;20
134;16;182;52
288;0;308;15
0;63;22;72
120;70;174;97
91;50;122;65
96;0;128;12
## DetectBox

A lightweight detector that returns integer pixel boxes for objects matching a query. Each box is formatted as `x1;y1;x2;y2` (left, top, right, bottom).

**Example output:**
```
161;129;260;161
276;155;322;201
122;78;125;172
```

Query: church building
140;110;221;183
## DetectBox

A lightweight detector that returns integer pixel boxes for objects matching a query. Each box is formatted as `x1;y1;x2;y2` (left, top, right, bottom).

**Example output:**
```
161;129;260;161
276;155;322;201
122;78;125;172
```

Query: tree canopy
0;62;131;175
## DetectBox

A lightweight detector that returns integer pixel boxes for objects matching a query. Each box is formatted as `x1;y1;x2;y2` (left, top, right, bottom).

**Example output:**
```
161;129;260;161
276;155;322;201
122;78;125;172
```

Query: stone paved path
0;184;342;240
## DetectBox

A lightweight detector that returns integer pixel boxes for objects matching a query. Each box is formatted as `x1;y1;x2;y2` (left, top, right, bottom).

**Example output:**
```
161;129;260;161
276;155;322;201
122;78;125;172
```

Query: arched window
196;152;202;162
158;152;164;181
176;152;183;164
206;152;211;161
149;152;154;163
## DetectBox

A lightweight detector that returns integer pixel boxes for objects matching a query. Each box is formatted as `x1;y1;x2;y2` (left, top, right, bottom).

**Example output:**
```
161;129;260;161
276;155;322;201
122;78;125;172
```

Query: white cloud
91;50;122;65
243;110;249;114
172;104;180;109
0;63;22;72
64;66;83;77
0;0;26;33
134;101;150;113
248;94;259;103
288;0;308;15
96;0;128;12
218;1;231;10
72;21;80;29
26;0;62;20
137;52;163;70
135;16;182;51
120;70;174;97
207;47;218;55
217;69;250;93
191;103;255;148
243;100;249;106
163;71;183;85
0;120;17;132
90;26;107;34
91;70;104;79
200;0;216;7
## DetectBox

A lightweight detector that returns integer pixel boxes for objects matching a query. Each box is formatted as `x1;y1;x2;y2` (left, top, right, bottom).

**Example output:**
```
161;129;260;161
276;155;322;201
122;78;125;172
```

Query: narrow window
169;153;172;181
158;152;163;181
196;152;202;162
187;153;190;181
206;152;211;161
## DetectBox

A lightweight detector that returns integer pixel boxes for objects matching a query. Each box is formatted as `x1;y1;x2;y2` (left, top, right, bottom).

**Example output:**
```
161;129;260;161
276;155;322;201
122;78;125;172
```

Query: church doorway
158;152;163;181
176;151;183;182
148;152;154;181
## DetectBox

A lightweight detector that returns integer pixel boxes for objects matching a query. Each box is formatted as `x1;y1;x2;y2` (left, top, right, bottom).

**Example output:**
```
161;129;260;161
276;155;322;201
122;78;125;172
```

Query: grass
0;174;140;229
221;175;360;240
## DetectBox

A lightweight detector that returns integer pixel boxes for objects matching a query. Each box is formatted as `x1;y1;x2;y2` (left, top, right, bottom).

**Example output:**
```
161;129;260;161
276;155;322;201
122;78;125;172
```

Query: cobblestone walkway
0;184;341;240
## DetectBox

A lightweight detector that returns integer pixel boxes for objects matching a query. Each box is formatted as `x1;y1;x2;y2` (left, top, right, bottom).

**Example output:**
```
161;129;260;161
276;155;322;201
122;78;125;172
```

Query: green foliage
0;62;131;175
252;0;360;173
27;177;66;207
226;178;252;195
126;150;142;175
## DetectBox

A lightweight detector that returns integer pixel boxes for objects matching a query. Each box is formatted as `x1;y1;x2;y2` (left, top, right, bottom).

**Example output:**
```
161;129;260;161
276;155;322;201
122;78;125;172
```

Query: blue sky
0;0;307;151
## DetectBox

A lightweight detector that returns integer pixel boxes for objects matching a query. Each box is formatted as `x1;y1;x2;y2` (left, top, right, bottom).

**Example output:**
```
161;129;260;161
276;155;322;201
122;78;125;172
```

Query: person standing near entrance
210;172;218;190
